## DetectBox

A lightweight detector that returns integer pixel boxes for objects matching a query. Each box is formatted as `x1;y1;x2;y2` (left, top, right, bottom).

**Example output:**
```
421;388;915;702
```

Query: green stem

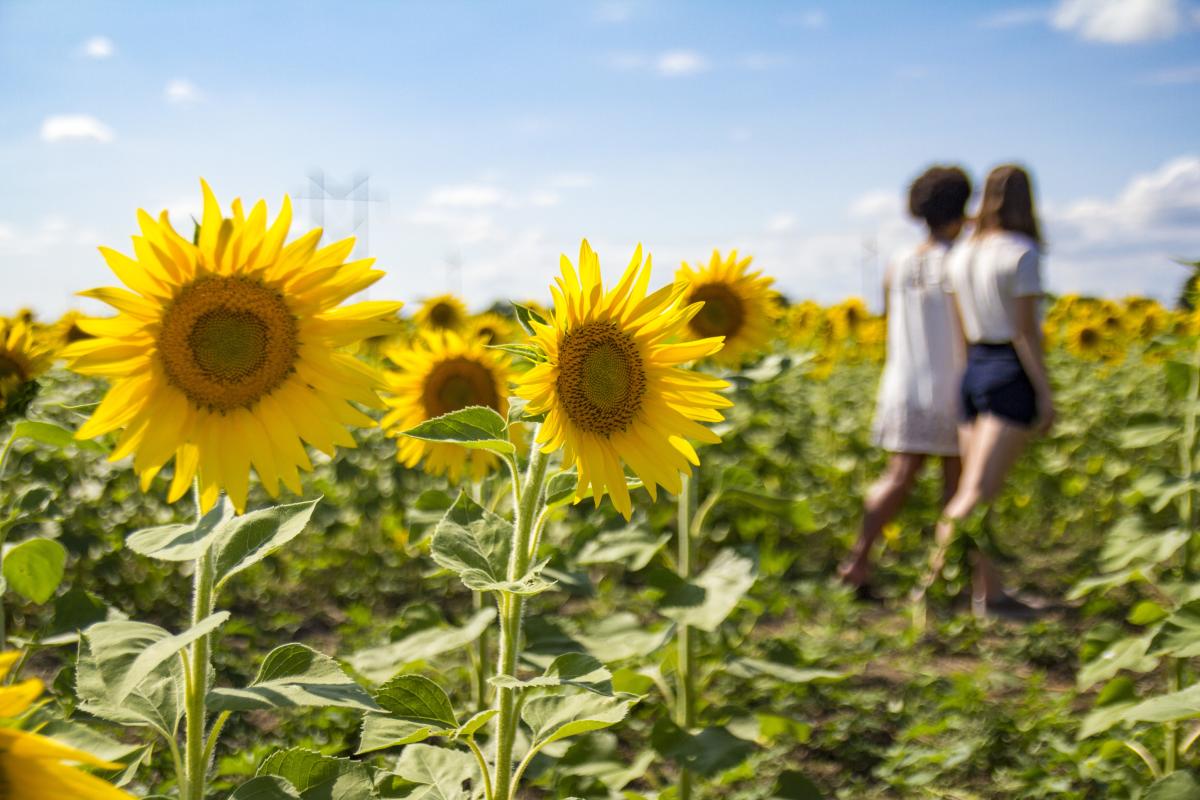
494;432;549;800
184;488;215;800
472;591;489;712
1167;660;1183;774
0;426;17;652
466;738;495;800
676;471;698;800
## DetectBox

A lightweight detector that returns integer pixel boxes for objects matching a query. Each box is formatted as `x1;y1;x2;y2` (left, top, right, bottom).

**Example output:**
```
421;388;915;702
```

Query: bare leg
840;452;926;587
939;456;962;508
937;414;1030;605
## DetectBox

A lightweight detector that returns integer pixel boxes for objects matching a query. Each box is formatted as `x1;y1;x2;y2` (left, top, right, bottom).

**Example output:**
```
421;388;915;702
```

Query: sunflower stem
184;485;216;800
494;430;549;800
0;426;18;651
676;470;698;800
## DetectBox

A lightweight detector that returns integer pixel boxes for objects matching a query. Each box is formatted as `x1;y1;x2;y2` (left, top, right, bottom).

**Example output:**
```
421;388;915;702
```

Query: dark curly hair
908;165;972;229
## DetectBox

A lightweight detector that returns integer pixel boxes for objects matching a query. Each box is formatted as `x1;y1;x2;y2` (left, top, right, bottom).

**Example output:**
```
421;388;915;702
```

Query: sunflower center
158;275;299;412
429;303;458;329
423;357;501;417
0;352;24;382
688;284;745;339
556;321;646;437
1080;328;1099;347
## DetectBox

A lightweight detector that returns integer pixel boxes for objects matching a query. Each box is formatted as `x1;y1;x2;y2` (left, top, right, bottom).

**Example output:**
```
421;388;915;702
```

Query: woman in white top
933;164;1054;617
839;166;970;596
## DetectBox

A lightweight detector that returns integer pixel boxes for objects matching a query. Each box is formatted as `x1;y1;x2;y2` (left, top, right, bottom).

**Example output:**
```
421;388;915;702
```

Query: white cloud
165;79;201;105
427;184;507;208
977;7;1049;28
849;189;903;220
1052;0;1187;43
0;217;100;256
81;36;114;58
40;114;114;143
548;172;595;189
656;50;708;77
781;9;828;29
766;213;797;233
1142;64;1200;84
529;191;561;208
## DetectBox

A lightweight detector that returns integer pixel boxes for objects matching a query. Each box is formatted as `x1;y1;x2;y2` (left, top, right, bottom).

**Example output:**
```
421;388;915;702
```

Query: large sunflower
0;653;134;799
515;240;733;519
64;180;402;513
675;250;778;367
414;293;469;333
0;316;54;423
383;330;512;482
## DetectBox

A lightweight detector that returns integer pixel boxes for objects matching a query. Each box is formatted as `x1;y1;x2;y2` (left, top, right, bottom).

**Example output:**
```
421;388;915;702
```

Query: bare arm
1011;295;1054;434
948;294;967;369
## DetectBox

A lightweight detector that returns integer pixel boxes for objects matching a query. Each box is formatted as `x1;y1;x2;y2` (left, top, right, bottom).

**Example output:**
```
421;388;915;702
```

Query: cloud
765;213;797;233
427;184;507;208
656;50;708;77
548;172;595;189
781;9;828;29
1141;64;1200;84
81;36;114;58
528;191;561;208
849;189;903;221
1052;0;1188;43
165;79;201;105
40;115;114;143
593;1;632;23
977;7;1049;28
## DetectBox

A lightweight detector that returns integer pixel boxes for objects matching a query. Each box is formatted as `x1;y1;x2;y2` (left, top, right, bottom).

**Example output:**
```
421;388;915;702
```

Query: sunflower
50;310;93;347
674;250;778;367
1065;320;1110;361
784;300;823;346
383;330;512;482
467;311;518;345
0;316;54;423
515;240;732;519
0;652;134;799
64;180;402;513
828;297;870;340
414;293;469;333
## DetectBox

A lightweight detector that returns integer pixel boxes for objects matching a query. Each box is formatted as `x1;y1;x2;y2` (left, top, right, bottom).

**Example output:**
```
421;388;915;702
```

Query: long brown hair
975;164;1042;246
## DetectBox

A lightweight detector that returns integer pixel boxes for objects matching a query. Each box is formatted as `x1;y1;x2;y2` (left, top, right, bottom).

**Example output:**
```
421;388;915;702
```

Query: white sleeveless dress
871;243;963;456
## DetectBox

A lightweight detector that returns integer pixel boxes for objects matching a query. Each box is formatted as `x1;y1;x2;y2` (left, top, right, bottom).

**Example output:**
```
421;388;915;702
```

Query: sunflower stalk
675;470;699;800
494;429;550;800
183;485;216;800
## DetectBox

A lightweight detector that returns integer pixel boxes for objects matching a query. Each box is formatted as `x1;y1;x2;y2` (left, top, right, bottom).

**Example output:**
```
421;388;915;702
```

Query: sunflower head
0;316;54;423
64;180;402;513
383;330;512;482
414;294;469;333
1066;320;1108;360
675;250;778;367
515;240;732;519
828;297;870;339
467;311;519;346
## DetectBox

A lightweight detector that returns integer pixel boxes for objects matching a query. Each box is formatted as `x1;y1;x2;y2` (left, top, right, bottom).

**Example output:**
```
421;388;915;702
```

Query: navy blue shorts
961;343;1036;427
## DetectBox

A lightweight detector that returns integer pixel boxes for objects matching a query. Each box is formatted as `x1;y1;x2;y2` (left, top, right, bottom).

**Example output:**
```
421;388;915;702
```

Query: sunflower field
3;183;1200;800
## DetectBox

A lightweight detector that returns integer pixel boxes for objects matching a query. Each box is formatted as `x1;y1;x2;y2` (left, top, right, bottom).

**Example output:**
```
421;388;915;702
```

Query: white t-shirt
946;231;1042;343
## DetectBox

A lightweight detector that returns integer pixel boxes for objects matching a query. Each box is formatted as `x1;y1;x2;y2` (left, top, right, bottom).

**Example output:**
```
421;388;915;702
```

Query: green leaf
3;537;67;603
75;635;184;738
720;488;803;516
1129;600;1170;626
1146;770;1200;800
488;343;546;363
660;549;757;632
512;302;548;335
770;770;825;800
1100;517;1189;573
402;406;514;455
544;470;579;507
1077;632;1158;691
85;614;229;705
725;658;846;685
49;587;108;636
357;716;439;754
229;776;303;800
208;643;378;712
12;419;104;452
431;493;551;595
576;526;669;571
347;608;495;683
37;718;144;763
1118;423;1179;449
126;501;233;562
393;743;479;800
455;708;497;737
1078;677;1139;739
1165;360;1193;399
212;498;320;591
1152;600;1200;658
650;717;756;777
257;748;378;800
491;652;613;695
1123;683;1200;725
374;674;458;728
522;691;638;749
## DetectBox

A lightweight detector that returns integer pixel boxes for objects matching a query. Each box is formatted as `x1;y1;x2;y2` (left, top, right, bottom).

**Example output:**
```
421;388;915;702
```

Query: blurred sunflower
0;316;54;423
675;250;778;367
0;652;134;799
64;180;402;513
515;240;732;519
467;311;518;345
828;297;870;340
414;293;469;333
383;330;511;482
785;300;824;346
1065;320;1109;361
51;310;93;347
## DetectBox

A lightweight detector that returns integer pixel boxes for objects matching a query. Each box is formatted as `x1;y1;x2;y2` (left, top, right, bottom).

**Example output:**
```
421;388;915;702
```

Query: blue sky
2;0;1199;317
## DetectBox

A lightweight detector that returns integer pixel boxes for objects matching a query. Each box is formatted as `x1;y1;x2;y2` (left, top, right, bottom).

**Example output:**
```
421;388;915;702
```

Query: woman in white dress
932;164;1053;618
839;166;971;596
